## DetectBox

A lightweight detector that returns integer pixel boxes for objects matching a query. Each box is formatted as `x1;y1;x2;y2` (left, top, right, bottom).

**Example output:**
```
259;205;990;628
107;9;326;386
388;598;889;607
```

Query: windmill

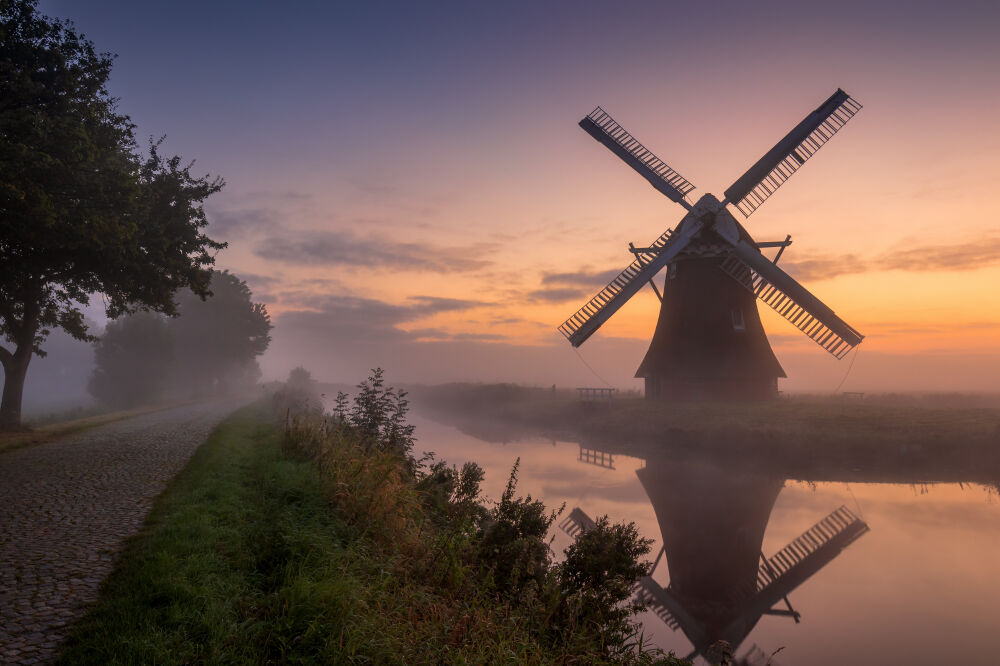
559;89;864;399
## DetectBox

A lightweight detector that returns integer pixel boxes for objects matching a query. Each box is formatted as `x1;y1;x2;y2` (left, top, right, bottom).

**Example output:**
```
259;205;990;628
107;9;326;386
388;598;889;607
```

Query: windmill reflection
563;449;869;665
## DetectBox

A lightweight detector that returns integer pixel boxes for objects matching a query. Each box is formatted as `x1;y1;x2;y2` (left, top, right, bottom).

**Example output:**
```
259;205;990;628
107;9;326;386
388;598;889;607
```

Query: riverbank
414;385;1000;485
58;399;687;664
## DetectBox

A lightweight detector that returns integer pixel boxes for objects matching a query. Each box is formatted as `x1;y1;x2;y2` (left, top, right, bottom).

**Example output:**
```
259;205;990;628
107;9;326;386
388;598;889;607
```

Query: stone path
0;401;240;665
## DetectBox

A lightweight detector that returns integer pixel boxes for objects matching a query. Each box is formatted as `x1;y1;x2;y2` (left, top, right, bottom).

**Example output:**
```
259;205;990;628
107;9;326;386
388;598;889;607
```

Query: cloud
275;294;490;345
879;235;1000;272
408;328;509;342
207;206;280;237
779;253;868;281
527;287;592;303
234;271;283;288
254;230;492;273
541;268;621;288
242;189;313;203
406;295;490;315
775;233;1000;282
525;267;622;303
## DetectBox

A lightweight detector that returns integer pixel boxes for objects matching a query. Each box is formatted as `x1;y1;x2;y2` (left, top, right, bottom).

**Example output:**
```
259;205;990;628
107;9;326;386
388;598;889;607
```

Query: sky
32;0;1000;396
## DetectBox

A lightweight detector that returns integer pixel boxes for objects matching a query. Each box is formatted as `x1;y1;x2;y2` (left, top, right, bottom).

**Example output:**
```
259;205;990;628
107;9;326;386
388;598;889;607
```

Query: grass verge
59;402;682;664
58;404;345;664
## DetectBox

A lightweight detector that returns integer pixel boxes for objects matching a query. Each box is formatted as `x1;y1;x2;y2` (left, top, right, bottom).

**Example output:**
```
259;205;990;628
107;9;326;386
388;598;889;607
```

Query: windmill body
635;204;785;400
560;91;865;399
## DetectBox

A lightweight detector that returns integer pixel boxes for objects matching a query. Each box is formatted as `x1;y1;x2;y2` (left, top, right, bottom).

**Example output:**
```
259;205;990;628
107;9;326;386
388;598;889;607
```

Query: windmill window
668;263;678;280
731;309;745;331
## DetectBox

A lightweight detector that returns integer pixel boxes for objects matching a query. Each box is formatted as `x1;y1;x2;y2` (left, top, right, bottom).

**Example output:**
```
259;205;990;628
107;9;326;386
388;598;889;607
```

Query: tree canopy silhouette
167;270;271;395
88;271;271;408
88;312;173;409
0;0;224;428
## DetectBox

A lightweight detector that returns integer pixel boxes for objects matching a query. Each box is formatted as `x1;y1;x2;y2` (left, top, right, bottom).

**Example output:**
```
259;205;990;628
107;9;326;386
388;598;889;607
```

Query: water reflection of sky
410;412;1000;666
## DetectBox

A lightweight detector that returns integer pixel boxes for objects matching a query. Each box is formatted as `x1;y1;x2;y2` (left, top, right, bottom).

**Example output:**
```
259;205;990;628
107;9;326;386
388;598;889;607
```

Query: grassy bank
414;384;1000;485
60;399;684;664
58;405;340;663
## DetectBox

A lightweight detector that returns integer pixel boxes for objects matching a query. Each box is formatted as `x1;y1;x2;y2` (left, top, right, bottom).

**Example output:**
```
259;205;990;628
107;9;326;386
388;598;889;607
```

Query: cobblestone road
0;402;240;664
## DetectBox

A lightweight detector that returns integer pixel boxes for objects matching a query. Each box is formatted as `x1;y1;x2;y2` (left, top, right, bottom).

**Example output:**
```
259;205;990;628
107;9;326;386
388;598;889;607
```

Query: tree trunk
0;347;32;431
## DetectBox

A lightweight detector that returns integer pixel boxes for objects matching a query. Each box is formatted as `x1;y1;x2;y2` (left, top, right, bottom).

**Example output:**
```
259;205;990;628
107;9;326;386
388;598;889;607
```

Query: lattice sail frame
724;90;863;217
580;107;696;204
718;254;862;359
557;227;675;345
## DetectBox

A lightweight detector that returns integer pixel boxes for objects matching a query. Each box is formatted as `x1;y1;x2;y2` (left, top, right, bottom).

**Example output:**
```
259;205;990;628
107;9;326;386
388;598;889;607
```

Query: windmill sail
718;245;863;359
580;107;696;206
558;507;597;538
558;219;703;347
633;577;682;631
724;89;862;217
736;506;868;615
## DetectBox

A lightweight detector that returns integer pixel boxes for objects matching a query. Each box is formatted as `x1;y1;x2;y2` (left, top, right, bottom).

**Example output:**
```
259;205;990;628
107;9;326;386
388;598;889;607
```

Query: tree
87;271;271;405
166;271;271;395
88;312;173;409
0;0;224;429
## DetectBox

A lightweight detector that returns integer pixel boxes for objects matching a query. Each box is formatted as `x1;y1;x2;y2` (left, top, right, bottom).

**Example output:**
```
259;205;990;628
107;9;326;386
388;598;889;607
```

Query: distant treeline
88;270;271;408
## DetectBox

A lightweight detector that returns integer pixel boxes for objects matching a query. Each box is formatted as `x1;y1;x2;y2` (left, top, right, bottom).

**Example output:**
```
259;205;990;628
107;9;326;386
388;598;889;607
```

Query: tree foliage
87;312;173;409
0;0;225;428
87;271;271;408
557;516;654;658
168;271;271;395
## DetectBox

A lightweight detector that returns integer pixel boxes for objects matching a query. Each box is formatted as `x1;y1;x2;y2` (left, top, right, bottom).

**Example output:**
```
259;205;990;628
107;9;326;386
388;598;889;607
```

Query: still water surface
409;411;1000;666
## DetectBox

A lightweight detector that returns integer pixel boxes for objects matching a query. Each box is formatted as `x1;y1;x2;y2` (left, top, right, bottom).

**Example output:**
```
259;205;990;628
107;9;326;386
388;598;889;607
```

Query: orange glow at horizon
192;1;1000;389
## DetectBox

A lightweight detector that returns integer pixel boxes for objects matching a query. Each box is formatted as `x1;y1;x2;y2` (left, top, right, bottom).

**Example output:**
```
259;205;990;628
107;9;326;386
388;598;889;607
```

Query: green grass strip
58;405;350;664
59;404;686;665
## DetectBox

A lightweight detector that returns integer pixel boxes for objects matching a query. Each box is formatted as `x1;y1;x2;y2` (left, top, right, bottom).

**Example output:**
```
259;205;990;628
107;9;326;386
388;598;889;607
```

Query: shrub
276;368;682;664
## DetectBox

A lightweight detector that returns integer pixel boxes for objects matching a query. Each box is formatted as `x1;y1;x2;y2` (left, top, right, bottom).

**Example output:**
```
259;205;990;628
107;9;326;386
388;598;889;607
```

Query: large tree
0;0;225;429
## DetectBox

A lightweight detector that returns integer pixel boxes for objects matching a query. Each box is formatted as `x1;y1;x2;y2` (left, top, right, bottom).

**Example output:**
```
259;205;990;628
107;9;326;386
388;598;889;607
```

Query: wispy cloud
776;233;1000;282
879;235;1000;272
527;287;592;303
525;267;621;303
779;253;868;281
234;271;284;288
408;328;509;342
541;268;621;288
275;295;490;345
254;230;492;273
208;206;280;237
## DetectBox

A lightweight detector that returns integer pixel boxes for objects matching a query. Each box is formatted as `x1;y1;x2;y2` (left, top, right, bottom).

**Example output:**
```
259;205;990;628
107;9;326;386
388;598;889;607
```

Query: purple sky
29;0;1000;397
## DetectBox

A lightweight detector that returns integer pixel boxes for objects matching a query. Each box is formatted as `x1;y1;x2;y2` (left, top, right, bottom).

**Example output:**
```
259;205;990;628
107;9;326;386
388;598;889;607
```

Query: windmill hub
559;90;865;400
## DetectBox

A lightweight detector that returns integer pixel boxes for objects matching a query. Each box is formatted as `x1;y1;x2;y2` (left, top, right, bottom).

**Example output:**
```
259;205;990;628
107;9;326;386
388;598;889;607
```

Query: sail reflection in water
408;413;1000;666
565;456;868;664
